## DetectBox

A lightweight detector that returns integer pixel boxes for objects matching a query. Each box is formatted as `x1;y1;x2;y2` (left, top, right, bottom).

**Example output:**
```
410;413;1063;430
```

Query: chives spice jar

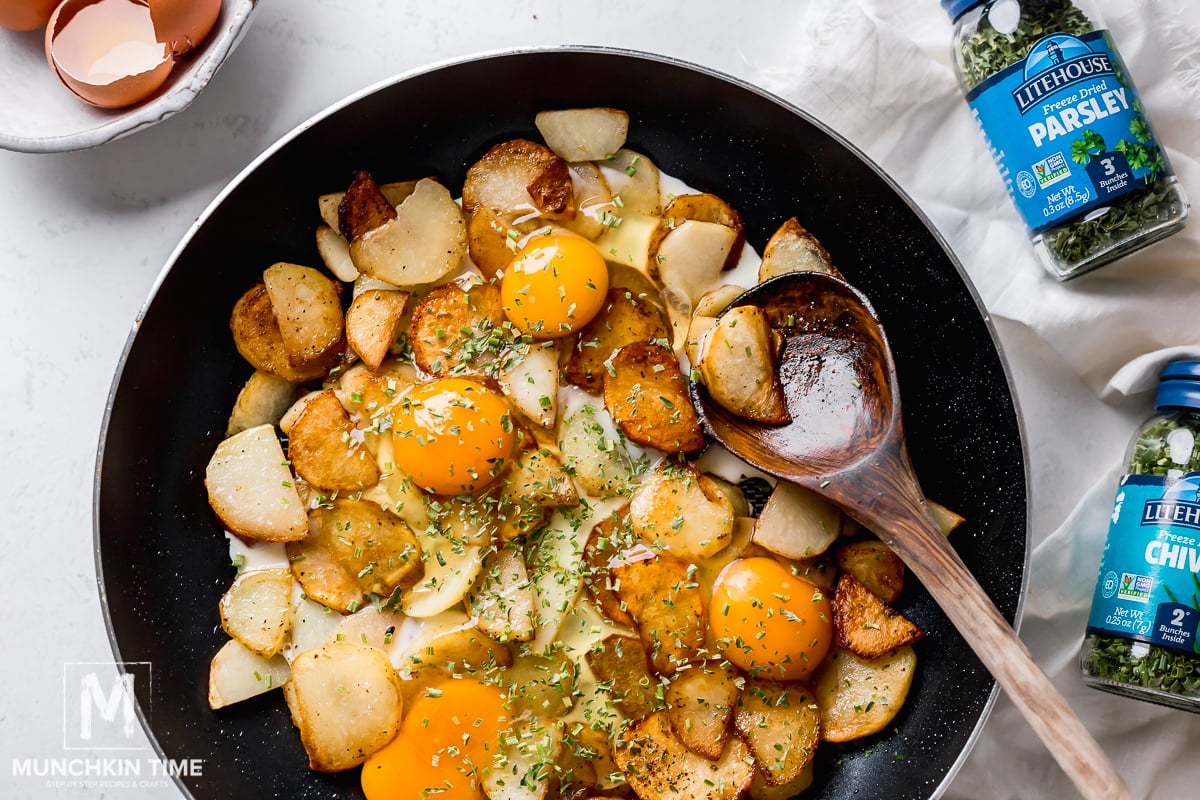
1081;361;1200;712
942;0;1188;280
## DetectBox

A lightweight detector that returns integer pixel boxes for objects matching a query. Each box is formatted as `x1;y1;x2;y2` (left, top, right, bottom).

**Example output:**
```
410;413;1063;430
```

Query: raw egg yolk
361;678;510;800
501;235;609;339
391;378;517;495
710;557;833;680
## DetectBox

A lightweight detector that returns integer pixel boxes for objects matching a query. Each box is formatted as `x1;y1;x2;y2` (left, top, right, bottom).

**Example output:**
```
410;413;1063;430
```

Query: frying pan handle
885;503;1131;800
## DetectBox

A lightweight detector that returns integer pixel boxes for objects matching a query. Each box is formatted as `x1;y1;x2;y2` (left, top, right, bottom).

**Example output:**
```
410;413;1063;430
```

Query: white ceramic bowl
0;0;257;153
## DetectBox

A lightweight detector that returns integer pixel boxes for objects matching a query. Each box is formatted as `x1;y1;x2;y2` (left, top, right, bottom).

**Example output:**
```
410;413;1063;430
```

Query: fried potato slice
408;278;505;377
287;389;380;491
836;540;905;604
665;662;738;760
231;283;330;382
562;162;614;240
499;343;560;429
327;605;404;652
652;220;737;307
614;711;754;800
467;206;518;279
391;615;514;705
206;424;308;542
599;149;661;216
583;506;637;628
470;543;537;643
757;218;841;283
464;139;574;218
287;499;423;613
748;763;815;800
345;288;409;371
753;480;842;560
663;193;745;271
693;284;745;318
337;170;398;242
816;645;917;742
482;717;564;800
566;288;669;393
321;178;423;231
334;358;418;427
263;262;345;370
400;495;491;618
595;212;663;276
219;568;294;657
833;574;925;659
536;107;630;162
208;639;290;710
289;642;404;771
696;305;790;424
929;499;966;535
226;370;296;437
350;178;467;287
557;403;636;498
315;225;360;282
613;553;706;675
604;342;705;454
585;633;662;720
733;679;820;786
629;463;733;561
501;649;577;718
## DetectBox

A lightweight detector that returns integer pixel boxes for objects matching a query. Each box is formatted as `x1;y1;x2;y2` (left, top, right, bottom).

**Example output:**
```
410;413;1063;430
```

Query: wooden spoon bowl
692;271;1129;800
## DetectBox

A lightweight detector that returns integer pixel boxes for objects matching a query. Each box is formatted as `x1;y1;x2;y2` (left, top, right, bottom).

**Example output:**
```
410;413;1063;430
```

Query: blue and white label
1087;474;1200;654
966;31;1172;233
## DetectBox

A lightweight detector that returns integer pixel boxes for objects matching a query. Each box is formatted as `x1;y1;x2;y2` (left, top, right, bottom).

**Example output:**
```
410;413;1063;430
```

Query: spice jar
1081;360;1200;712
942;0;1188;280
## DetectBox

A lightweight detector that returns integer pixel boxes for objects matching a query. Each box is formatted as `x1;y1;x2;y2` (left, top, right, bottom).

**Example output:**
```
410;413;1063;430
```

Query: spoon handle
882;502;1130;800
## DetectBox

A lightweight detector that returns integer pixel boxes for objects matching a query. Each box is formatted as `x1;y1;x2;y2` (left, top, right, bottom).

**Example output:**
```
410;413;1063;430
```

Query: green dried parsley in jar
943;0;1188;280
1081;361;1200;712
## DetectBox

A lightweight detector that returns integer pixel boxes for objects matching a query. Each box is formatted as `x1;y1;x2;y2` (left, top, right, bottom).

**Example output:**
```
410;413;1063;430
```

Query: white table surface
1;1;1196;798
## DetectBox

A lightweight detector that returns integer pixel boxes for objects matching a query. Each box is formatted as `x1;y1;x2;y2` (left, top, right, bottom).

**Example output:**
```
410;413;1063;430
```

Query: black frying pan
95;48;1028;800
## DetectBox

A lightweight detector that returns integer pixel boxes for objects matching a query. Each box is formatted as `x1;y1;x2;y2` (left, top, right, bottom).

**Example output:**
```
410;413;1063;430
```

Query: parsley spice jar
1081;361;1200;712
942;0;1188;280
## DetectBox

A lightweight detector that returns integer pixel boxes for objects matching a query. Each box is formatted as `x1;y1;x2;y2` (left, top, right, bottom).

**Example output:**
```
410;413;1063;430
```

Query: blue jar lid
941;0;987;21
1156;360;1200;411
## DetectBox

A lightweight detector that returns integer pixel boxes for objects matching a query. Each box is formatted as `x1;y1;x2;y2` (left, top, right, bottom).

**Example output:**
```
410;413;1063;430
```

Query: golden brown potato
613;553;706;675
566;288;669;393
337;170;397;242
263;262;345;371
929;499;966;535
748;763;815;800
287;499;423;613
734;679;820;786
467;206;517;279
408;279;505;377
815;645;917;742
757;217;841;283
225;370;296;437
288;642;404;771
584;633;662;719
753;480;842;560
833;573;924;659
665;662;738;760
600;149;661;216
628;463;734;561
219;568;294;657
663;193;745;271
535;108;630;162
231;283;330;383
836;540;905;604
345;288;409;371
561;162;614;240
205;424;308;542
349;179;467;288
582;506;637;628
557;403;636;498
463;139;574;218
695;305;789;425
334;359;417;427
392;620;513;706
286;389;380;491
501;649;577;718
603;342;705;454
614;711;754;800
651;220;737;307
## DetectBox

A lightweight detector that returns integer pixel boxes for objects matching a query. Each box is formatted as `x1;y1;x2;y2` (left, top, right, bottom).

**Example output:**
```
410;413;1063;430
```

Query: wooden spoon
692;272;1129;800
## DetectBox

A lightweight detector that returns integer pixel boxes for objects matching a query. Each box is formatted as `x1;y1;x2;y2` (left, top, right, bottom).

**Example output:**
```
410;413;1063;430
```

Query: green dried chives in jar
942;0;1188;280
1081;361;1200;712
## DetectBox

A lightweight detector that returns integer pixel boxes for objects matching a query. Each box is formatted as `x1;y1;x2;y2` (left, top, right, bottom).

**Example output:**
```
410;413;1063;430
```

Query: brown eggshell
45;0;175;109
149;0;221;56
0;0;59;31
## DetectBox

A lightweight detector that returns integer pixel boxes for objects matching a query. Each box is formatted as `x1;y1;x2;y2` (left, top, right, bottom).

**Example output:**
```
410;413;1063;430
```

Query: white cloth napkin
751;2;1200;798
